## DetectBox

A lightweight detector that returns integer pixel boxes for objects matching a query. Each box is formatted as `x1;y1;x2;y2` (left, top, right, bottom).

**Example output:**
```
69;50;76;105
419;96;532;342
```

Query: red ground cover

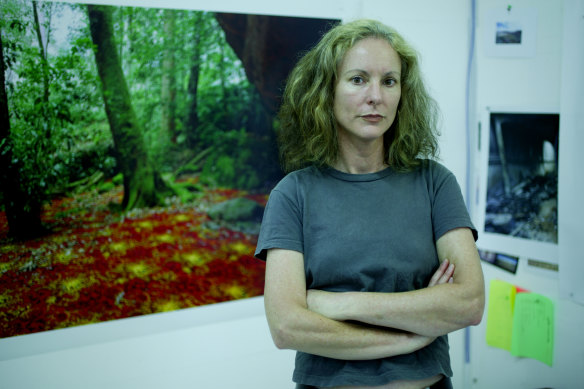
0;185;267;338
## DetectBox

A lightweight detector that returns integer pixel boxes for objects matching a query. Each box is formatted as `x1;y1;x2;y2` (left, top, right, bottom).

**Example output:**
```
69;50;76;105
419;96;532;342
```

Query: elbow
451;291;484;330
268;320;295;350
468;309;483;327
457;281;485;328
467;295;485;327
269;321;287;349
449;301;483;333
265;299;307;350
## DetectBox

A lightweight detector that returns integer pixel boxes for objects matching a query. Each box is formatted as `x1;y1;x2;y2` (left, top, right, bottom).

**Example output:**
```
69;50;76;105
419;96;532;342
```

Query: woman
255;19;485;389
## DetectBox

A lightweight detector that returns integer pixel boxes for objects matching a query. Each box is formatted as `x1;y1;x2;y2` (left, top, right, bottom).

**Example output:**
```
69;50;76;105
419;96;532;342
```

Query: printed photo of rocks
484;113;559;244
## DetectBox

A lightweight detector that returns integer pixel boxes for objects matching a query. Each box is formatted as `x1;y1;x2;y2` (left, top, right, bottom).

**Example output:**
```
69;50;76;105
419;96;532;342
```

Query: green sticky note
510;292;555;366
486;279;516;350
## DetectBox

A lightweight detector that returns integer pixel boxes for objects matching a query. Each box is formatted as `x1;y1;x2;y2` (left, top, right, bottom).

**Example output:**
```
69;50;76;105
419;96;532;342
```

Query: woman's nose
367;84;382;106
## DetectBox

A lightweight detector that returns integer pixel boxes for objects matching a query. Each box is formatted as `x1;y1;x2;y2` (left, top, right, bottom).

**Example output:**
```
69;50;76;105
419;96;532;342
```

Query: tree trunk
0;29;44;239
126;8;134;79
160;9;177;143
214;14;338;187
117;8;124;62
218;29;228;108
215;13;337;116
32;1;49;104
87;4;171;210
184;13;202;148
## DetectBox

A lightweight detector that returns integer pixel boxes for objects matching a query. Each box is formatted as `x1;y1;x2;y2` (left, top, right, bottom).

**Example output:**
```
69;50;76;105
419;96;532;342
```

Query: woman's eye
384;78;397;86
350;76;365;84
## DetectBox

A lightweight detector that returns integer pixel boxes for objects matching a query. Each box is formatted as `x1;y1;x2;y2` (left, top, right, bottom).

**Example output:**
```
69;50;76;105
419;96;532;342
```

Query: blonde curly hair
277;19;440;173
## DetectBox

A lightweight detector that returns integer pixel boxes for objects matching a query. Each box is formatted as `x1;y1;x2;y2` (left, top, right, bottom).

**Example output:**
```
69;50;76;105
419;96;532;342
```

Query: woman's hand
428;259;455;287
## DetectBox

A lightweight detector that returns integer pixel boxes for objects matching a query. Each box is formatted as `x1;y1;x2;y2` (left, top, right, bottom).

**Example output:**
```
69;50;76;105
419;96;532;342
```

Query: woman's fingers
428;259;455;287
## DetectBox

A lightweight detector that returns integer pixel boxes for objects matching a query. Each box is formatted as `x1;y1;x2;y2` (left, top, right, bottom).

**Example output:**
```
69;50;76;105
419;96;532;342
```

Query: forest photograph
0;0;337;338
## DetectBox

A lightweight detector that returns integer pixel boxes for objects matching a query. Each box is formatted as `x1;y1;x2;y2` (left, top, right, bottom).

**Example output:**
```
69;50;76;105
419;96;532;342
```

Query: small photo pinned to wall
479;249;519;274
484;7;537;57
495;21;522;44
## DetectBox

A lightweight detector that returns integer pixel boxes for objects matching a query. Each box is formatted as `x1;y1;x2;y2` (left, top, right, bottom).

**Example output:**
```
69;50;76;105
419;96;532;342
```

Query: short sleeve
430;162;478;242
254;186;304;261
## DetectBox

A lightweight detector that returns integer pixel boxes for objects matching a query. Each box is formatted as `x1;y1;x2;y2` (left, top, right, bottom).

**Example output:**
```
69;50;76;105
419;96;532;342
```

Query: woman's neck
333;147;388;174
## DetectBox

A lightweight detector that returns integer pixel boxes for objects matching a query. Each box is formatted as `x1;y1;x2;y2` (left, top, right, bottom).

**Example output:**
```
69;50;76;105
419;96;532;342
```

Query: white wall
0;297;296;389
558;0;584;306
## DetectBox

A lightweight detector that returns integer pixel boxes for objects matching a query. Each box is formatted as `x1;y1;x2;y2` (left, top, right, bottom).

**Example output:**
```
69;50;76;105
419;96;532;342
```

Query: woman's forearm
306;229;485;337
264;248;436;360
266;298;435;360
307;283;482;337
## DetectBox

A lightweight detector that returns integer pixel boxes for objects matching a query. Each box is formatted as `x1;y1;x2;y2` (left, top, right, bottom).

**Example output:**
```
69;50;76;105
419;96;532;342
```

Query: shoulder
273;165;325;193
414;159;458;184
412;159;463;197
416;159;452;176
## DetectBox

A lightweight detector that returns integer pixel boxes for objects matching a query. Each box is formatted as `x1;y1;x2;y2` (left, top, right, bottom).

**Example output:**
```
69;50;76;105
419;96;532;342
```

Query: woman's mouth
360;114;385;122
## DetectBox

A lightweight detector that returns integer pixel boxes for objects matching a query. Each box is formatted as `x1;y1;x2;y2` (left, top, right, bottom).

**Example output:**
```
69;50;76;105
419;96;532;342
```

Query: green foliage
170;180;204;203
112;173;124;185
2;0;277;219
97;180;115;194
200;128;260;190
3;0;108;207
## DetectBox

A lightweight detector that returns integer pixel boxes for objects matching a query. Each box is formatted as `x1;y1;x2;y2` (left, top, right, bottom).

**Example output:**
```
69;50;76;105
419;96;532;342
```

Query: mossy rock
207;197;263;222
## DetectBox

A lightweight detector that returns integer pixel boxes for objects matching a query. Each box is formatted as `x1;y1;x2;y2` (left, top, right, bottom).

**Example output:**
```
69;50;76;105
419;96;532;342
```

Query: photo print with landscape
0;0;339;338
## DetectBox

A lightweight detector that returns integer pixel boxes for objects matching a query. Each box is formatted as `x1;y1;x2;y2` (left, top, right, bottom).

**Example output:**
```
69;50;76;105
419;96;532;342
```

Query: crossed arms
263;227;485;361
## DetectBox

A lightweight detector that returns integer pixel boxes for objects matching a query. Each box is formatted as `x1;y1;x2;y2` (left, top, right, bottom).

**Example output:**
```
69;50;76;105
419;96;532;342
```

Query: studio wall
3;1;581;388
469;0;584;388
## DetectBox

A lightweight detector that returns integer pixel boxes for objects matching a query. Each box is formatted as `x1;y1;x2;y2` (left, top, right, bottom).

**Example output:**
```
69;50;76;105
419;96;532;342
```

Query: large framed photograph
0;0;339;338
474;108;559;266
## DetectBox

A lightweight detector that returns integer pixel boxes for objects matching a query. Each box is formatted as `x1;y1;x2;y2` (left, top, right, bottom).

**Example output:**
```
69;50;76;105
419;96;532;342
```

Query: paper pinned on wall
484;7;537;57
510;292;555;366
486;279;516;350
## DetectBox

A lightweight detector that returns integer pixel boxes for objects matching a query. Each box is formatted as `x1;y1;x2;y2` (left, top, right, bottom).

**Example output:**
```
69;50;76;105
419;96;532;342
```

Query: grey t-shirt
255;160;476;387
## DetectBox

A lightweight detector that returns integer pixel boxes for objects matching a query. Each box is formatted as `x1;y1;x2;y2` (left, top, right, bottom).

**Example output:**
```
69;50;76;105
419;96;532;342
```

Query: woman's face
333;38;402;149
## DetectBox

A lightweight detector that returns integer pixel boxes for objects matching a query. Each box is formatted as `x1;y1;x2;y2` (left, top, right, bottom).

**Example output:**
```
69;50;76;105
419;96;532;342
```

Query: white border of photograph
474;106;559;268
45;0;350;20
558;0;584;305
483;7;537;58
